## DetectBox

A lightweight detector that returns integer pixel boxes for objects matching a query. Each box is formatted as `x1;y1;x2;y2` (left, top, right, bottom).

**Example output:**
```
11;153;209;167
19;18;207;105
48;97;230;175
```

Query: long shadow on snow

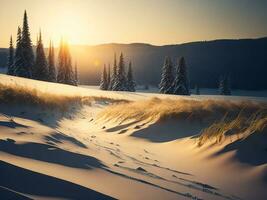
0;120;29;129
44;131;87;148
0;139;104;170
0;186;31;200
0;103;82;129
0;161;114;200
211;130;267;167
131;119;205;142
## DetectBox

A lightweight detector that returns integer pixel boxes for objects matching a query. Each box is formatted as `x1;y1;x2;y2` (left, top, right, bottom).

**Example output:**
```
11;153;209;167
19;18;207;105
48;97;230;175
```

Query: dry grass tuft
98;97;266;123
98;97;267;144
198;109;267;146
0;83;125;111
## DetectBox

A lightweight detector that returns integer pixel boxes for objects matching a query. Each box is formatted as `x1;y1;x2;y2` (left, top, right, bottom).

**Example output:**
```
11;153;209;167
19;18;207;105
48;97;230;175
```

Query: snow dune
0;74;266;200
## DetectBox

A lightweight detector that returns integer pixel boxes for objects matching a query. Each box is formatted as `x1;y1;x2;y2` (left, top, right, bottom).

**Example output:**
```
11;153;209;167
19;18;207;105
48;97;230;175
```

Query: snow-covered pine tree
74;61;78;85
7;36;14;75
57;40;75;85
159;56;174;94
126;61;136;92
109;53;117;90
57;39;65;84
219;75;231;95
112;53;127;91
13;26;23;76
17;10;34;78
107;63;111;89
33;31;49;81
195;85;200;95
48;41;56;82
66;43;76;86
172;57;190;95
70;63;77;86
100;64;108;90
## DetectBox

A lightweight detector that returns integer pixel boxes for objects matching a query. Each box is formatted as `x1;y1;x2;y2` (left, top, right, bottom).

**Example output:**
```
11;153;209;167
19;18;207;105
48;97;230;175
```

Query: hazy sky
0;0;267;47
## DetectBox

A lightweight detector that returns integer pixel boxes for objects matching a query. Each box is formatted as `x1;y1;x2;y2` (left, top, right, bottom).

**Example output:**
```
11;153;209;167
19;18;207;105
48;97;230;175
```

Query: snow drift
0;74;267;200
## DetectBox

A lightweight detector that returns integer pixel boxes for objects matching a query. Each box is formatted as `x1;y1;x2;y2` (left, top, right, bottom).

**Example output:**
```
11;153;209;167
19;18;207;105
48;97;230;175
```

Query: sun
47;9;87;46
93;59;100;67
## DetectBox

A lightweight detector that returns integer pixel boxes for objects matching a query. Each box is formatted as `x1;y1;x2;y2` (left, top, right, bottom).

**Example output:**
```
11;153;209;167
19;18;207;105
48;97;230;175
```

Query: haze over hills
1;37;267;90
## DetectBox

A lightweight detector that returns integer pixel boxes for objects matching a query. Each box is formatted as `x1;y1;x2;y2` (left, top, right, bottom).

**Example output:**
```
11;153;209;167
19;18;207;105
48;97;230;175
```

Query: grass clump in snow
99;97;267;145
98;97;266;123
198;109;267;146
0;83;124;111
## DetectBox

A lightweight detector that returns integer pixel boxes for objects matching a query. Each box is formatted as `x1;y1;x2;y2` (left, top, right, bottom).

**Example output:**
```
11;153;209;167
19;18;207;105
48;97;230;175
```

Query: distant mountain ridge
1;37;267;90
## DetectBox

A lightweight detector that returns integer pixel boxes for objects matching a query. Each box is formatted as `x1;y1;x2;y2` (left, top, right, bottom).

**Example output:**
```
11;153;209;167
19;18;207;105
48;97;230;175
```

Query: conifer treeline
159;56;190;95
7;10;78;85
100;53;136;92
159;56;232;96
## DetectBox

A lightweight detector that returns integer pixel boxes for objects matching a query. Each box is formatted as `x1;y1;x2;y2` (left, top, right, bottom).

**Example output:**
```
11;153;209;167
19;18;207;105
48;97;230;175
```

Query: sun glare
93;59;100;67
47;9;87;47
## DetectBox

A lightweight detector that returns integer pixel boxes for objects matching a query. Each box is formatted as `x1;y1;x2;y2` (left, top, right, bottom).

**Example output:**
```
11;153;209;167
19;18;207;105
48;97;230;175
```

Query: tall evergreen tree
57;39;65;83
33;31;49;81
100;64;108;90
17;10;34;78
7;36;14;75
219;75;231;95
172;57;190;95
107;63;111;88
195;85;200;95
48;40;56;82
112;53;127;91
57;40;75;85
13;26;23;76
159;56;174;94
126;61;136;92
74;61;78;85
109;53;117;90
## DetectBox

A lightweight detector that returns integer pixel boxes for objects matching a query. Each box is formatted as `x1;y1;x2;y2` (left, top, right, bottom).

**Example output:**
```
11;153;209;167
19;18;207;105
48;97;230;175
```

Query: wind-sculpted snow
0;75;267;199
98;97;267;143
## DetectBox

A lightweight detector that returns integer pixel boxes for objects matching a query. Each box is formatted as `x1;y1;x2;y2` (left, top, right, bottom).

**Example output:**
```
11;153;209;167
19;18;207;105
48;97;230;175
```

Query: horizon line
0;36;267;49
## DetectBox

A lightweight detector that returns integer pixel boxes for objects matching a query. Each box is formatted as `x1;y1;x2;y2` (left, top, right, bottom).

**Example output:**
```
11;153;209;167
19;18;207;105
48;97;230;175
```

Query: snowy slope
0;74;266;200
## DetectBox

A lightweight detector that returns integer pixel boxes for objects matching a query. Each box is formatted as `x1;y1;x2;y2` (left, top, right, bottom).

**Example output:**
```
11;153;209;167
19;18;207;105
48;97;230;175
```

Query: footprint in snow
144;149;149;153
136;167;147;172
134;125;141;129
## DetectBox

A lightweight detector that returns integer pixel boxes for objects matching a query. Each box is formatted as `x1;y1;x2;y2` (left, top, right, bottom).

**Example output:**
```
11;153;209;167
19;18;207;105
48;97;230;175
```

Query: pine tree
57;39;75;85
48;41;56;82
112;53;127;91
159;56;174;94
13;26;23;76
107;63;111;88
17;10;34;78
126;61;136;92
195;85;200;95
109;53;117;90
74;61;78;85
219;75;231;95
57;39;65;83
100;64;108;90
33;31;49;81
7;36;14;75
172;57;190;95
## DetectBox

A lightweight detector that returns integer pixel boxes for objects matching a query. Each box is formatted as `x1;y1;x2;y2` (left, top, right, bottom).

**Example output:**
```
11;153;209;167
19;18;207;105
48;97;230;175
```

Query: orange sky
0;0;267;47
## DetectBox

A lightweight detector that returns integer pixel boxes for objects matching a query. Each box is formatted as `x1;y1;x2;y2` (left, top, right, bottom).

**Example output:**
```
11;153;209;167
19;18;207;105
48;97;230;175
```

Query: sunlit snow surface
0;74;266;200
